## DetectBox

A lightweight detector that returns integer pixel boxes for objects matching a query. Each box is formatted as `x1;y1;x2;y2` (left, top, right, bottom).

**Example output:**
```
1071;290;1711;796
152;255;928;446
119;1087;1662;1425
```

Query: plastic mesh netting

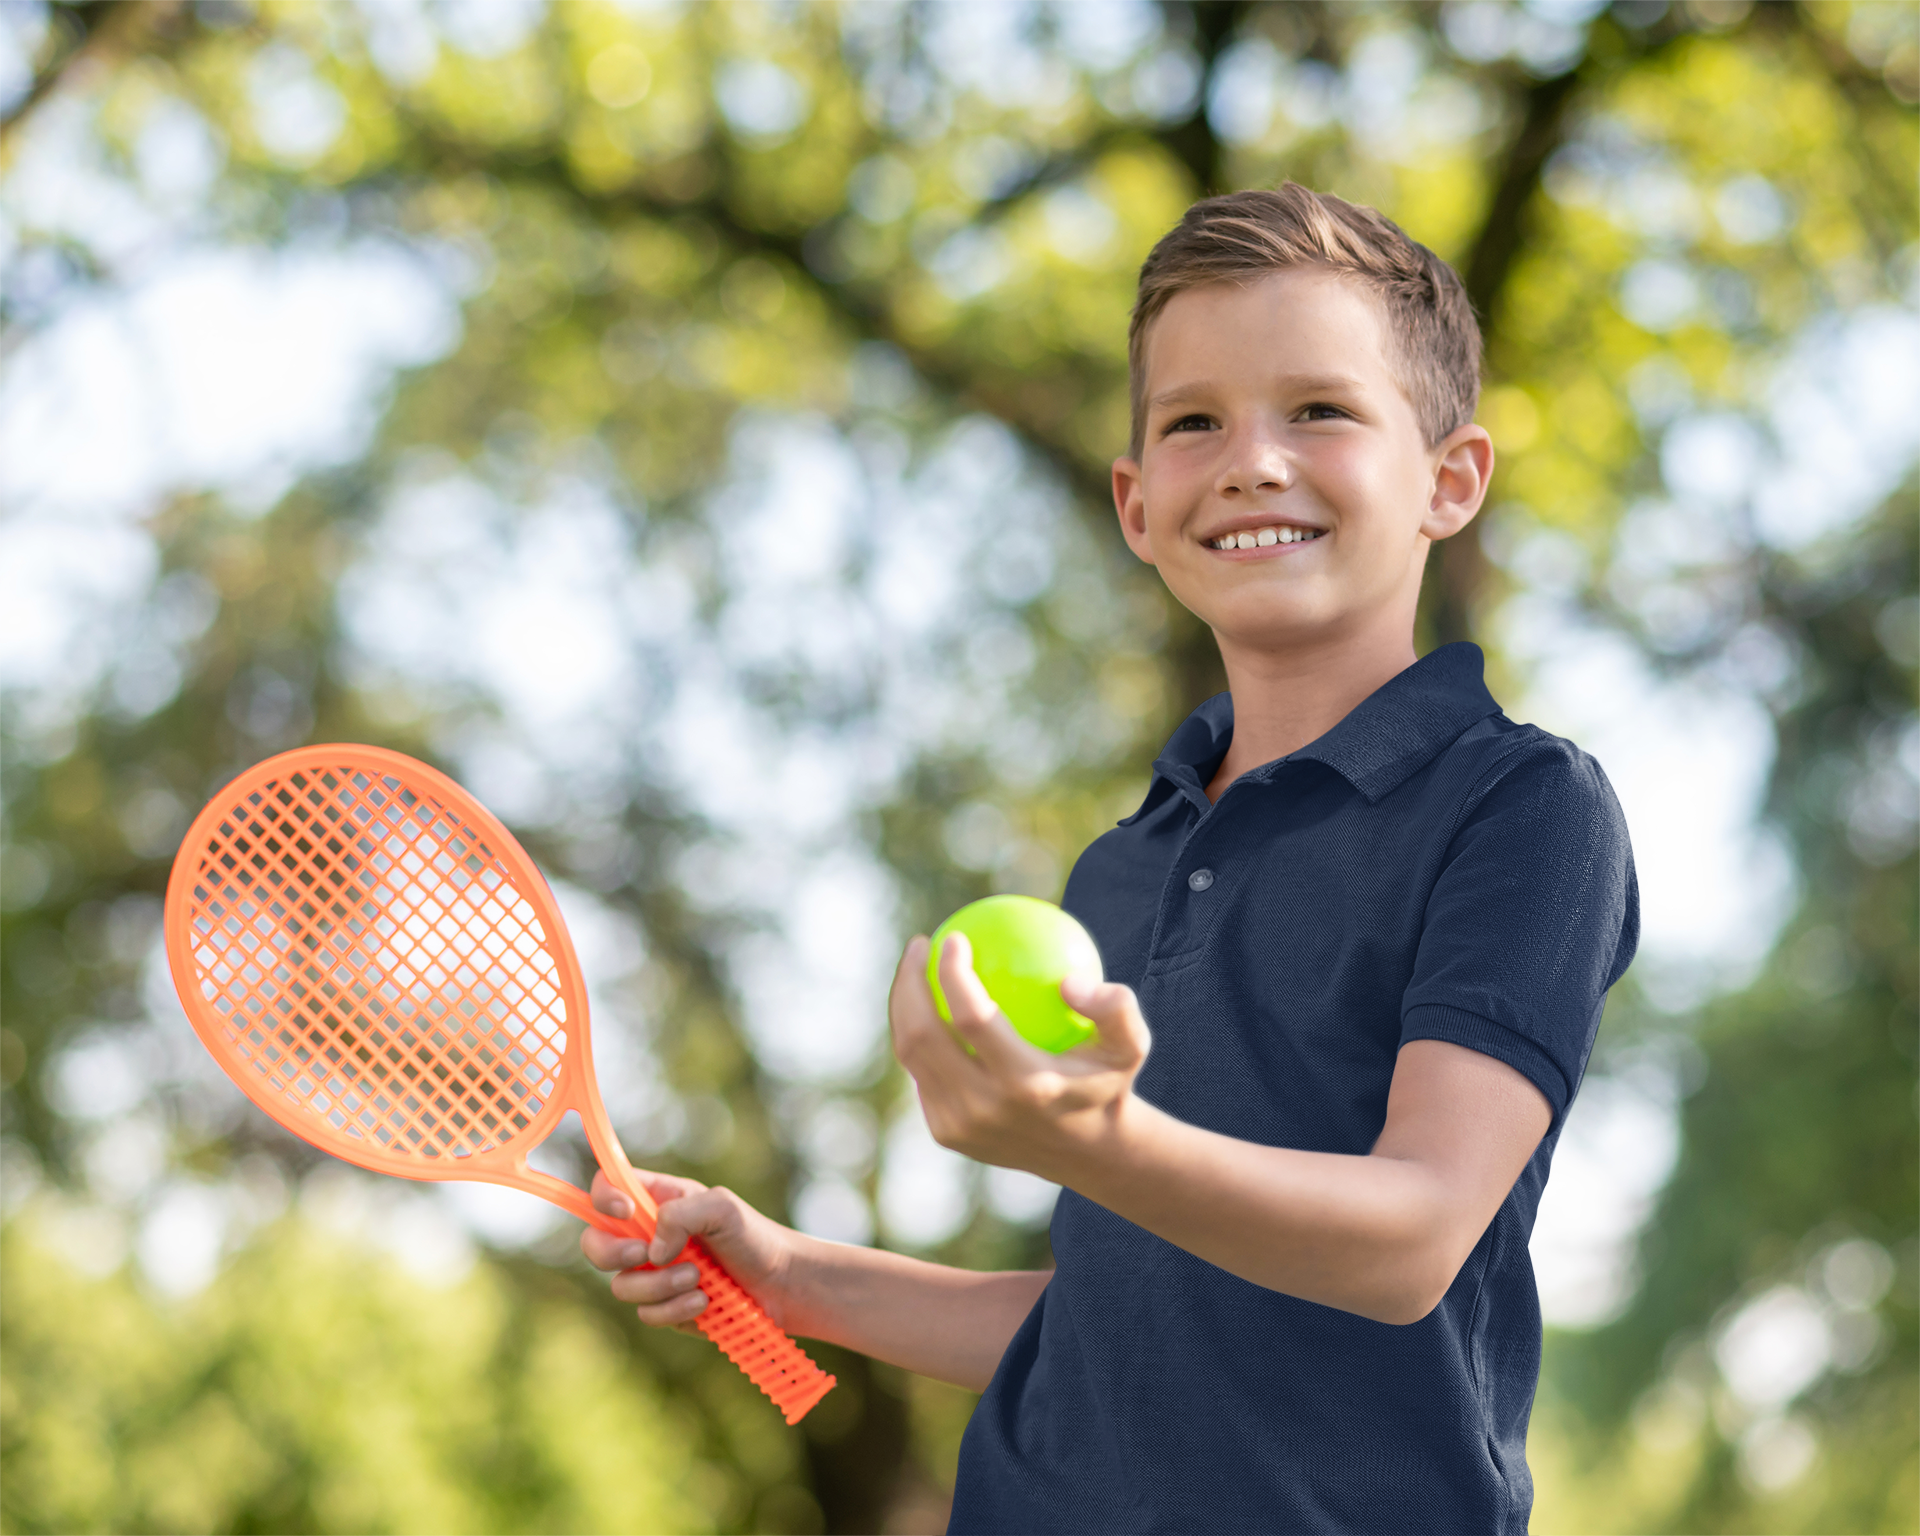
171;749;837;1425
179;762;567;1163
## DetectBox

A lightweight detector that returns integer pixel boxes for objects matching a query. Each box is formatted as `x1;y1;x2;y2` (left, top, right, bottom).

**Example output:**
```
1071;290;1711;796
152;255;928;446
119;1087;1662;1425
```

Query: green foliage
0;1207;717;1534
1531;485;1919;1535
1;1;1914;1531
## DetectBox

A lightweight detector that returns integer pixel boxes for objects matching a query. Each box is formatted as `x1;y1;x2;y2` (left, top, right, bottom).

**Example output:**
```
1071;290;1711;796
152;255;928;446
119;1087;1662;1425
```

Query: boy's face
1112;269;1489;660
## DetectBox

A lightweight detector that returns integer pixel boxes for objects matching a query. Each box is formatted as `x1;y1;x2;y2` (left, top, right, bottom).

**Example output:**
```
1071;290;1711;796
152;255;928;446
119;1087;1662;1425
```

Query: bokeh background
1;1;1914;1532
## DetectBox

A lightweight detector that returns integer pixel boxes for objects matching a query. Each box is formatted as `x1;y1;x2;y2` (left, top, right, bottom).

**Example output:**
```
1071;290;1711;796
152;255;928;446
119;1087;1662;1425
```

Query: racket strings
171;746;839;1423
184;765;570;1164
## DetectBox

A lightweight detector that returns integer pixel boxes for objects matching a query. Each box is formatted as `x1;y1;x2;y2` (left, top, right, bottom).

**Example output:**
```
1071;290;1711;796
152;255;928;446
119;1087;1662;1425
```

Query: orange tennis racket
163;743;835;1424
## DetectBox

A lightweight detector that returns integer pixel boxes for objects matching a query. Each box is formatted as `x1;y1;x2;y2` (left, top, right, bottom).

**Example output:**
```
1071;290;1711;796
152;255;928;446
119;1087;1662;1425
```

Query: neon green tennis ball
926;895;1103;1054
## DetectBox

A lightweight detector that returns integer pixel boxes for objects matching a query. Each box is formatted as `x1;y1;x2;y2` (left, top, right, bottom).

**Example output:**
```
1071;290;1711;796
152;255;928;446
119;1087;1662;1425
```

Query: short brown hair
1127;184;1482;458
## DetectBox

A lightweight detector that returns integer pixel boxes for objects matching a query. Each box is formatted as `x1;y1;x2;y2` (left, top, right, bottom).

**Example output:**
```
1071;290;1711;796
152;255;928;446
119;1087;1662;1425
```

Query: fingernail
610;1197;631;1219
617;1242;648;1268
672;1265;698;1290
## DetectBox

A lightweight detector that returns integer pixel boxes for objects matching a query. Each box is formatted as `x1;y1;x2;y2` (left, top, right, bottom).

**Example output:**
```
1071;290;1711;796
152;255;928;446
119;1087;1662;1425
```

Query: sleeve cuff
1399;1003;1573;1127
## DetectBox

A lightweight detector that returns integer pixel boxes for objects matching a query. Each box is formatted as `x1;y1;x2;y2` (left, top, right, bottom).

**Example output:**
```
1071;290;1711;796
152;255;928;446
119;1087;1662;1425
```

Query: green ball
926;895;1103;1054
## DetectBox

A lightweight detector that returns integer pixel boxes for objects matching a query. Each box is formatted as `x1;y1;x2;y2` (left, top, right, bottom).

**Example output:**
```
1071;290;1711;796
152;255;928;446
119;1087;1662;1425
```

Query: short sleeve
1399;737;1639;1128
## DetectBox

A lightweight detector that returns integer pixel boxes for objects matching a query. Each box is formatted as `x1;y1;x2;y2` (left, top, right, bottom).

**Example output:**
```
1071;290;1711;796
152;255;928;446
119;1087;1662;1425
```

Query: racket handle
685;1236;836;1425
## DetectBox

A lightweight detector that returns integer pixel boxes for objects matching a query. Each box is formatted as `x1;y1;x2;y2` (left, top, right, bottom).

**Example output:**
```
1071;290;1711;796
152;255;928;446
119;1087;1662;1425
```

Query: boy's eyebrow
1148;373;1369;409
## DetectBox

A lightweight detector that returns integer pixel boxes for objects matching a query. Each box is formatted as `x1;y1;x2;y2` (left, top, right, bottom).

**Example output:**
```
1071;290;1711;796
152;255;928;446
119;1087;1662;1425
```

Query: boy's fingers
585;1169;722;1273
934;931;995;1023
613;1259;711;1331
1060;975;1151;1067
935;932;1013;1056
581;1224;646;1273
645;1186;744;1267
648;1204;691;1267
589;1169;629;1218
609;1259;704;1307
890;935;967;1071
888;935;933;1043
589;1166;703;1221
936;932;1058;1075
632;1291;710;1332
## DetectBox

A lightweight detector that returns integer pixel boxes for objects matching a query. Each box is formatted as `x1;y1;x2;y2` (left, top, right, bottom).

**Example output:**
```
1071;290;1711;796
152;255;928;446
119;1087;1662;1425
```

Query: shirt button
1188;868;1215;892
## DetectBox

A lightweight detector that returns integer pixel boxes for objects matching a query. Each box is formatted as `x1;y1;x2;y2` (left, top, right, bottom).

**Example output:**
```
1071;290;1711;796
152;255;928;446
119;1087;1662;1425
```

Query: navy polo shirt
949;643;1638;1536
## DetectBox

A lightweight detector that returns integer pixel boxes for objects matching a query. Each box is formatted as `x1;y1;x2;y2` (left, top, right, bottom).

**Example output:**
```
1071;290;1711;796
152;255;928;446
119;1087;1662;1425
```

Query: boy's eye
1164;414;1215;434
1300;403;1350;421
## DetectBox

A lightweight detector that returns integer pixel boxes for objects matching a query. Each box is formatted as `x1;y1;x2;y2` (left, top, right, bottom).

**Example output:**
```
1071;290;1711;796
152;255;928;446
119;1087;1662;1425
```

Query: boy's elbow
1352;1248;1465;1326
1367;1286;1447;1327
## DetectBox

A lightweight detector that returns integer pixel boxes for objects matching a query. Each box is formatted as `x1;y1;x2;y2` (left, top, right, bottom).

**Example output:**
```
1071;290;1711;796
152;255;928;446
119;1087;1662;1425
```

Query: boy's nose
1216;452;1293;498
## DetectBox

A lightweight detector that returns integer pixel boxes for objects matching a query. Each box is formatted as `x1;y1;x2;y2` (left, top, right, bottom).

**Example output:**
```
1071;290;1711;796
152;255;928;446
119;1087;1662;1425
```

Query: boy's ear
1422;424;1494;542
1112;456;1156;565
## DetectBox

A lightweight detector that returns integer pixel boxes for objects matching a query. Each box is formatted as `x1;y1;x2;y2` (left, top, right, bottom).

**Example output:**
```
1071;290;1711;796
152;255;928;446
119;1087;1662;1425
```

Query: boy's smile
1112;269;1490;662
1205;526;1326;553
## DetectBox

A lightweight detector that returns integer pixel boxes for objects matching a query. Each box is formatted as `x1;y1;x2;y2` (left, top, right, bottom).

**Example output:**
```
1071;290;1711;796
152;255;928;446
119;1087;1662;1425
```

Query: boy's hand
889;931;1151;1184
580;1169;802;1334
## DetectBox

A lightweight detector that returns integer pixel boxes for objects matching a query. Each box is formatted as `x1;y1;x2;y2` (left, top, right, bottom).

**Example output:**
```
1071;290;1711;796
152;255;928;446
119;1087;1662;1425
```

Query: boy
584;184;1638;1534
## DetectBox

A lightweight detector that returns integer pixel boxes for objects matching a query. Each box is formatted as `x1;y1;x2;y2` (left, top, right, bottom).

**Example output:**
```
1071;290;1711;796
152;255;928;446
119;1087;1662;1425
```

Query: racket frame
164;745;837;1424
164;744;663;1243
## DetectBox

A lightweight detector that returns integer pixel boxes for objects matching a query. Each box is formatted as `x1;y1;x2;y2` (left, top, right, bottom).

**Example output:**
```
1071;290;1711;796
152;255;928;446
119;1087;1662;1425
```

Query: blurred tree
1532;482;1918;1534
1;1;1913;1532
0;1204;726;1534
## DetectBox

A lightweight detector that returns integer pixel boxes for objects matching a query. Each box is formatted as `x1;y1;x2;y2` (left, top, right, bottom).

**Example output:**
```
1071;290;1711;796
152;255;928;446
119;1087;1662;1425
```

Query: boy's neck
1203;625;1421;804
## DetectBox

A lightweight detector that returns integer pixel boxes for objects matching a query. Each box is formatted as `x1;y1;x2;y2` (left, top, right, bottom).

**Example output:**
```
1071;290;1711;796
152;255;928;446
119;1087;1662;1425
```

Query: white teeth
1211;527;1323;549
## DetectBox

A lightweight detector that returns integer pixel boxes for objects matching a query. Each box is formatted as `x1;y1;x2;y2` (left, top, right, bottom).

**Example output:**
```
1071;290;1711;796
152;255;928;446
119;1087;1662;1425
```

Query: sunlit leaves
0;1211;722;1535
2;2;1915;1531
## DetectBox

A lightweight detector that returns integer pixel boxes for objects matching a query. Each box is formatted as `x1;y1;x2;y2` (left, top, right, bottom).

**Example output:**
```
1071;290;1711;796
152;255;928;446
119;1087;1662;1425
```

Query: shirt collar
1141;642;1502;814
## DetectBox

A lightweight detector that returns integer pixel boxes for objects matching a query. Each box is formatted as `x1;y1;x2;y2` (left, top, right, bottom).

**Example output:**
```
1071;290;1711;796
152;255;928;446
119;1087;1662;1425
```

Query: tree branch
1458;72;1583;325
1773;1;1917;266
0;0;180;148
1151;0;1253;195
403;121;1119;508
1421;62;1583;649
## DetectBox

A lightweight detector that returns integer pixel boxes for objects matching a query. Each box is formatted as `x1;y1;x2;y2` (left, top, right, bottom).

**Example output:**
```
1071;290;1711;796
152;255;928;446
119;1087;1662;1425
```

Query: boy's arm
895;934;1551;1327
581;1172;1048;1391
786;1239;1051;1390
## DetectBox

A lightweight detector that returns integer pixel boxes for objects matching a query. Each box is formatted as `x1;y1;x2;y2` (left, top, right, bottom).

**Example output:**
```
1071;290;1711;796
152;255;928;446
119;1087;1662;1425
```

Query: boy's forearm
1052;1098;1457;1325
782;1235;1050;1391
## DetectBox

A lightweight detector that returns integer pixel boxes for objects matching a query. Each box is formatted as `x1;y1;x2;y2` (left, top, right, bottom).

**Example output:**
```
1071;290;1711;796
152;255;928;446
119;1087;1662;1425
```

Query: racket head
164;745;596;1186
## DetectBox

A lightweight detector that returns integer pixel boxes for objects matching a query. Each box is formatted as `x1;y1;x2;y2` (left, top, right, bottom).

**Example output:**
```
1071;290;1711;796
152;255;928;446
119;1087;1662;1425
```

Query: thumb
648;1185;744;1268
1060;974;1150;1065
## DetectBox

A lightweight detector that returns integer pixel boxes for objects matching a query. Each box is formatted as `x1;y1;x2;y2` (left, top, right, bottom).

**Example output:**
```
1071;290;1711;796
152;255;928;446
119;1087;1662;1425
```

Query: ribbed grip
686;1238;836;1424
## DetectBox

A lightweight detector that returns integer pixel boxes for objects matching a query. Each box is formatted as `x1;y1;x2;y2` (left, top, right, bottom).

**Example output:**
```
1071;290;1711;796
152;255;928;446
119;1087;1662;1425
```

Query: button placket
1142;779;1244;965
